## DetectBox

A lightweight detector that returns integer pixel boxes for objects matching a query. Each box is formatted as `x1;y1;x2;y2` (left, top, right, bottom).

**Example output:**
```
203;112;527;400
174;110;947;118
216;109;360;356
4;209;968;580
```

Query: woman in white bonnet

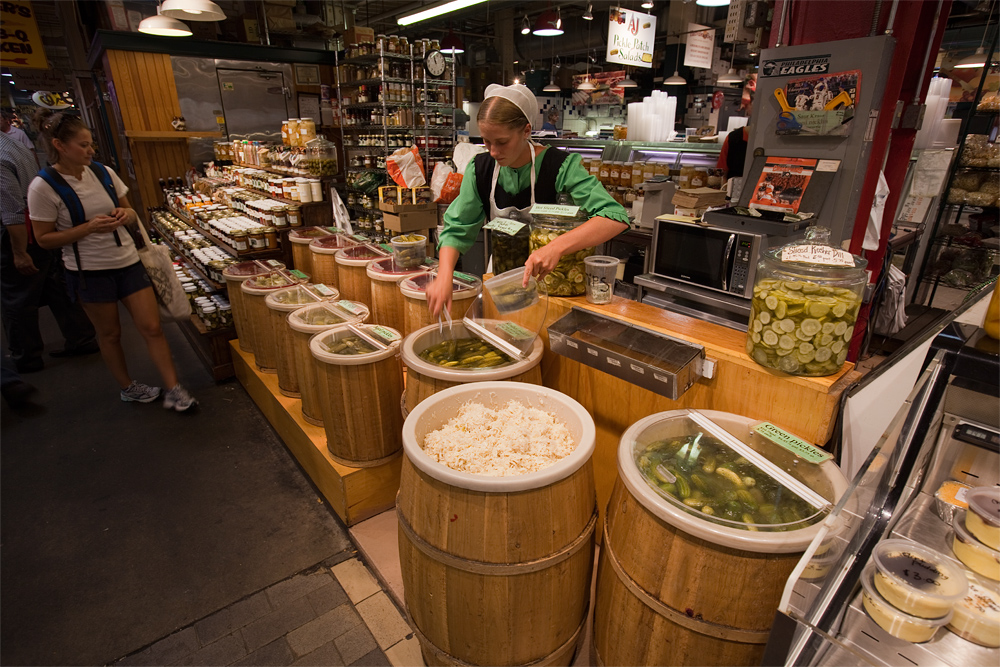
428;83;629;315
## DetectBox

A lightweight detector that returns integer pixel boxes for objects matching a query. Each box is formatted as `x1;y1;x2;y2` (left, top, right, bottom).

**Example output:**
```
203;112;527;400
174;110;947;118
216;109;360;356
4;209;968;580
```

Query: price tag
780;244;854;267
453;271;478;283
337;300;363;315
370;325;401;342
266;259;283;268
352;234;368;242
289;269;309;279
484;218;526;235
530;203;580;217
379;243;392;253
753;422;832;463
313;284;335;297
495;321;532;340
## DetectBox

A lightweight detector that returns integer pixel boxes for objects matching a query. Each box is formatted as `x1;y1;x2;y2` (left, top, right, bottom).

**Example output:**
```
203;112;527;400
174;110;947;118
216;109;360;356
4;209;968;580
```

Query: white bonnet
484;83;538;127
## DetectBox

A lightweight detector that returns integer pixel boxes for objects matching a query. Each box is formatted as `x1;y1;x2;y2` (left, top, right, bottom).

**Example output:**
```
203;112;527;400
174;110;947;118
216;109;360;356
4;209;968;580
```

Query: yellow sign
1;1;47;70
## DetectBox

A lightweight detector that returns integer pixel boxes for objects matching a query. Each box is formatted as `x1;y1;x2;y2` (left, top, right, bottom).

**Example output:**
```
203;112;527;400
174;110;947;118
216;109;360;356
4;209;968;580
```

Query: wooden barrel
400;321;544;414
335;245;387;304
593;410;850;667
287;301;370;422
309;233;358;288
399;271;481;338
222;260;285;354
288;227;334;276
266;284;339;397
240;274;304;372
366;257;432;336
399;382;598;667
310;324;404;466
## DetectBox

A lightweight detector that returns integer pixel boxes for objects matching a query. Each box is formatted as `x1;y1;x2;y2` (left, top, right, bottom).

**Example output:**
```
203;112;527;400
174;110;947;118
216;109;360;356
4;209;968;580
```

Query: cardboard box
342;26;375;45
382;209;438;233
413;186;434;204
378;201;437;215
378;186;398;204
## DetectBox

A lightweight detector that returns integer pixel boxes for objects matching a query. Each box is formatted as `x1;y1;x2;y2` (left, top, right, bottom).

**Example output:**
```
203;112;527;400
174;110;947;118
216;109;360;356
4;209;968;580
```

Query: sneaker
120;381;161;403
163;384;197;412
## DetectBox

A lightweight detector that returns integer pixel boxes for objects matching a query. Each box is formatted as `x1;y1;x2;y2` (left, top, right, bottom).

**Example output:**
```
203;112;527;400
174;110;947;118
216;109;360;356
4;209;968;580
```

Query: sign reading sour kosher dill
760;55;832;78
606;7;656;69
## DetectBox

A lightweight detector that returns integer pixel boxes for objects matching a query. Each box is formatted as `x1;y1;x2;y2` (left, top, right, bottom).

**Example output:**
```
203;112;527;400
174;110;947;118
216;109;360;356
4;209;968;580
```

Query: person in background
1;353;36;407
27;110;197;411
427;84;629;316
1;128;97;373
541;107;560;131
2;110;37;156
717;74;757;180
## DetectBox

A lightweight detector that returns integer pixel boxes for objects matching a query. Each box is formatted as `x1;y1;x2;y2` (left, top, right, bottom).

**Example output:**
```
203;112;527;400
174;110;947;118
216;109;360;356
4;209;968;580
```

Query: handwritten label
290;269;309;279
484;218;526;235
529;203;580;217
781;244;854;267
379;243;392;252
313;284;335;297
266;259;283;267
352;234;368;241
816;159;841;172
370;325;400;342
453;271;478;284
495;321;532;340
753;422;832;463
337;300;363;315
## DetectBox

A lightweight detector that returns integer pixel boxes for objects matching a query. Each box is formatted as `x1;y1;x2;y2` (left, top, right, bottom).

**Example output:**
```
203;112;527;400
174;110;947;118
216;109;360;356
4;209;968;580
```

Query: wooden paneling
104;50;182;132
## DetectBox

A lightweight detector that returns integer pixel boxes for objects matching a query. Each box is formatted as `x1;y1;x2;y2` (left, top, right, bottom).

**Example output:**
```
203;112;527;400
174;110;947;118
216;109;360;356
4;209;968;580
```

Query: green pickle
324;335;376;355
304;310;346;326
418;337;513;369
636;433;820;531
491;226;530;274
528;227;594;296
746;279;860;376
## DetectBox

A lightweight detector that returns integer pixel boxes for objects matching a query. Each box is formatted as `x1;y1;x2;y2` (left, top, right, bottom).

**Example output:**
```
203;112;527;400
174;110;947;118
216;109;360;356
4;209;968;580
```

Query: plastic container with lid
266;284;340;397
529;209;594;296
871;539;968;617
222;260;286;353
746;226;867;376
240;270;308;372
966;486;1000;550
399;270;481;337
310;324;404;466
953;510;1000;581
947;575;1000;647
287;300;370;423
861;563;953;643
389;234;427;268
307;233;359;287
584;256;619;305
335;244;391;304
366;256;434;334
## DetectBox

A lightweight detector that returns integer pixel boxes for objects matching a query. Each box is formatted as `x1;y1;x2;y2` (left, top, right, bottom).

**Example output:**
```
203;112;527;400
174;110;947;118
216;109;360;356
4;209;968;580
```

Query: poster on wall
785;70;861;111
749;157;818;214
606;7;656;68
1;0;48;70
683;23;715;70
572;71;626;106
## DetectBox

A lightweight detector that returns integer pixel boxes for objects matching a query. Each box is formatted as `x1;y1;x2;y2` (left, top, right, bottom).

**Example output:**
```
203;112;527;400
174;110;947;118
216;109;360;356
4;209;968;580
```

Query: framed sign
294;64;321;86
684;23;715;70
298;94;321;122
606;7;656;69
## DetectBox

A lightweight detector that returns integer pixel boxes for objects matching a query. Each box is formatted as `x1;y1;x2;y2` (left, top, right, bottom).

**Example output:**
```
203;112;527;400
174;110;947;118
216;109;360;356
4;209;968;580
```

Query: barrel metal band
406;603;589;667
396;507;597;576
602;520;771;644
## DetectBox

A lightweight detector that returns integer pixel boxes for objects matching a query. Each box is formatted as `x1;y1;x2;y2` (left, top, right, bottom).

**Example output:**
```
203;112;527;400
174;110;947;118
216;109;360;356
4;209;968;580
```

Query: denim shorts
65;261;152;303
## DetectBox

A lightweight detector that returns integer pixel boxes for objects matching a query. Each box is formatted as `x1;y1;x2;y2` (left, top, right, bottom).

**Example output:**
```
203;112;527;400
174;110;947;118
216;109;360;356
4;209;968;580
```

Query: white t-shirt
27;165;139;271
4;126;35;153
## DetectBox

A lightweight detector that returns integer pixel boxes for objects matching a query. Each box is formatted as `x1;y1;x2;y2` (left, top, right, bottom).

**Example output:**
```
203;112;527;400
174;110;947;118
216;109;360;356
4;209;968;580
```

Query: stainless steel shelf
534;138;723;154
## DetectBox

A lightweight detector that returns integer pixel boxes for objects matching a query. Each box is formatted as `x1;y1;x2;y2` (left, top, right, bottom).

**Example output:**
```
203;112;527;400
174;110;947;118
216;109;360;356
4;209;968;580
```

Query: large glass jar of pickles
529;211;594;296
746;227;867;376
305;137;338;177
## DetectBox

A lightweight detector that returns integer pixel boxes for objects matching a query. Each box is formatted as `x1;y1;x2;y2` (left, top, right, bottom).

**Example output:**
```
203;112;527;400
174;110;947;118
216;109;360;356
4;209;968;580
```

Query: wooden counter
486;294;863;525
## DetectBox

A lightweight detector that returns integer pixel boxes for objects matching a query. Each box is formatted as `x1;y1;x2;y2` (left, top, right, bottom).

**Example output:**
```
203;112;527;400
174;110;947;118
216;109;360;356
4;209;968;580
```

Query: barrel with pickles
529;214;594;297
417;337;513;369
322;335;377;355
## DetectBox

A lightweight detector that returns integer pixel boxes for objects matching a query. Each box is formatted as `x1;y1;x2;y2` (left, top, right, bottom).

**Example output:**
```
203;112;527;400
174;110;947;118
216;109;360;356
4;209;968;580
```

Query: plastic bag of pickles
746;227;867;377
529;210;594;296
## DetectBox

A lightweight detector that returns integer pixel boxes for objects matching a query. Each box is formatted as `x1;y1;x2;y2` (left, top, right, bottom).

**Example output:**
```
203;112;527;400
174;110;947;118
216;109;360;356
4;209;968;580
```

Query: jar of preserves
529;210;594;296
429;39;441;52
299;118;317;144
273;206;288;228
609;162;621;187
377;34;387;53
263;227;279;250
690;168;709;188
599;160;611;186
287;205;302;227
631;162;643;187
388;35;400;53
232;230;249;252
287;119;300;147
746;227;867;377
248;228;267;250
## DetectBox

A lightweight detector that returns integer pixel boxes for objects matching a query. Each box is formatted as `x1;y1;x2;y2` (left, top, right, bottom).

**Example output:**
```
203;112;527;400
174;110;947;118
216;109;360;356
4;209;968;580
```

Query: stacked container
265;284;340;396
335;244;390;304
222;260;285;353
241;271;308;372
288;227;336;276
366;257;434;335
399;270;481;337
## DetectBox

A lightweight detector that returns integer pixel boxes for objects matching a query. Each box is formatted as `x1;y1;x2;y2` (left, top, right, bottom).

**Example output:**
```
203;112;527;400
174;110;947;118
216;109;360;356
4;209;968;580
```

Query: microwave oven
649;217;766;300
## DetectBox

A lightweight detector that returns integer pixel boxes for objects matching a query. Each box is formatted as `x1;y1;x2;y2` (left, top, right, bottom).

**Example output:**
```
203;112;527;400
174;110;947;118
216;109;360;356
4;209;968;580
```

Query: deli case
763;286;999;666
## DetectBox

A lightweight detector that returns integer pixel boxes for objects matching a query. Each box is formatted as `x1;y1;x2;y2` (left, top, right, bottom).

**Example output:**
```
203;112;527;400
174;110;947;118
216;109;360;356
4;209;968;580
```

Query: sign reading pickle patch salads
606;7;656;69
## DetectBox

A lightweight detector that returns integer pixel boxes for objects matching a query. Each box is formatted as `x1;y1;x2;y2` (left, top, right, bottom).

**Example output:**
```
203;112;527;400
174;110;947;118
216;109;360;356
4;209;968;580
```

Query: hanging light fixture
583;3;593;20
544;43;561;92
521;14;531;35
160;0;225;21
620;67;637;87
665;35;686;85
956;4;994;68
641;0;655;9
533;9;564;36
696;0;731;6
441;29;465;54
543;81;561;92
717;47;742;84
139;5;193;36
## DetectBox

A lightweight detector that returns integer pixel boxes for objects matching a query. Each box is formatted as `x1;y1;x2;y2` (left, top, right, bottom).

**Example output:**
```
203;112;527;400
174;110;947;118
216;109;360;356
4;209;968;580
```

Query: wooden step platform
231;341;401;526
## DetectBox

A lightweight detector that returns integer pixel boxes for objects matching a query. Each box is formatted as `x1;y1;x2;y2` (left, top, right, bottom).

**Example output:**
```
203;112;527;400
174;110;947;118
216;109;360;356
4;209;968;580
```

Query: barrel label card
753;422;832;463
484;218;526;235
338;300;363;315
495;321;532;340
529;204;580;217
370;325;401;342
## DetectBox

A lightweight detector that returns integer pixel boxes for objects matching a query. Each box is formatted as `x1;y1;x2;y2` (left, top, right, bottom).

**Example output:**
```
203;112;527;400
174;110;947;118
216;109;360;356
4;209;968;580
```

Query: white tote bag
135;222;191;322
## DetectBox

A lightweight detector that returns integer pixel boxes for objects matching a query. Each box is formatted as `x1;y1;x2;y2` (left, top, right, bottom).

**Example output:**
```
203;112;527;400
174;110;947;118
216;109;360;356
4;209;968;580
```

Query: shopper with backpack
26;110;196;411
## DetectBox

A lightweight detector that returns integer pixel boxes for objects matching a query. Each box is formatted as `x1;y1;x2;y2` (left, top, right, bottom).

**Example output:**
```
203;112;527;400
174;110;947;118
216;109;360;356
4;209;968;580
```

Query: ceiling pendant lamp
620;68;637;87
533;9;564;36
583;4;593;20
543;81;561;92
696;0;731;6
665;37;686;86
641;0;655;9
578;79;595;91
521;14;531;35
441;29;465;54
717;49;742;84
160;0;226;21
955;46;988;68
139;6;193;36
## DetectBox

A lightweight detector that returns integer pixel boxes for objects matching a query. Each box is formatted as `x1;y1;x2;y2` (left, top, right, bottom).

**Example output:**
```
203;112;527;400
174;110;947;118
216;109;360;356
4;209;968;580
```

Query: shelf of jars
148;210;227;292
165;202;283;261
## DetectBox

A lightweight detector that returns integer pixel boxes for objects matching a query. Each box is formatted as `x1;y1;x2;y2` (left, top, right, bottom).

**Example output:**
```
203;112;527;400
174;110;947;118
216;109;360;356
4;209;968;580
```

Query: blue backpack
37;161;137;271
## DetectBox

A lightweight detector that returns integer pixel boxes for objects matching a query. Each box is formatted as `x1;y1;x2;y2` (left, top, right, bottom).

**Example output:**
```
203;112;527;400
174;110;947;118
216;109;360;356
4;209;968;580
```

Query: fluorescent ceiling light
398;0;487;26
1;72;11;77
955;47;988;68
138;11;192;36
664;71;686;85
160;0;225;21
696;0;731;6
